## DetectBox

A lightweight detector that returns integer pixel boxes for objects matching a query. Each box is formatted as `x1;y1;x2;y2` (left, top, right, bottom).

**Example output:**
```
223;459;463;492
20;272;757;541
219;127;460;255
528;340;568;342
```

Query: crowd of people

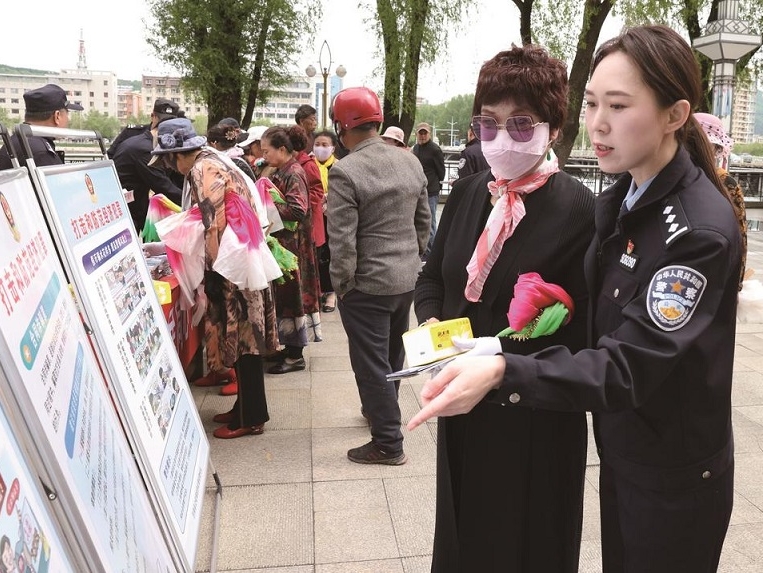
0;23;750;572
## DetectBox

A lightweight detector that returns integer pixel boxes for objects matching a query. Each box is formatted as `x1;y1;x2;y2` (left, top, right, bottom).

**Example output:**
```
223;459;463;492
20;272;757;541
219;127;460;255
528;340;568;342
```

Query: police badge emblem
619;239;639;272
646;265;706;331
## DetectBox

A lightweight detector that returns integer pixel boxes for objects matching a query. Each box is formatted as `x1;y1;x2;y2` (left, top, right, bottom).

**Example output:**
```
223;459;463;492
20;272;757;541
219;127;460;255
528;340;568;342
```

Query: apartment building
140;74;207;120
251;74;343;127
731;83;757;144
0;69;118;120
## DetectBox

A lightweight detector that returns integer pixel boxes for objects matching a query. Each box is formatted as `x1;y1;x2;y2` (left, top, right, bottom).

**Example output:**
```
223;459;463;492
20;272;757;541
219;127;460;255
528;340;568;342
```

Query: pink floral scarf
464;151;560;302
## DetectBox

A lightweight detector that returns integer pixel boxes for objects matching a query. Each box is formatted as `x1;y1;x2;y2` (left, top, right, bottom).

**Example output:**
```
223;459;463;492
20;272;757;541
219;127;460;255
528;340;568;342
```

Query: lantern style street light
693;0;761;134
305;41;347;130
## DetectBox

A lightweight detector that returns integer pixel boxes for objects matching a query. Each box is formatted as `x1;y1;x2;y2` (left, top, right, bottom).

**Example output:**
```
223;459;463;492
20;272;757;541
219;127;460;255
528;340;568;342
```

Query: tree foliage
526;0;762;166
68;111;122;139
416;94;475;146
369;0;471;142
146;0;315;127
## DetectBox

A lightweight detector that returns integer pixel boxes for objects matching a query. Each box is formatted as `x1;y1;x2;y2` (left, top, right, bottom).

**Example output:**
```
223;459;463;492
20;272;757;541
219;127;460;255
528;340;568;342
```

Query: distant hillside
0;63;55;75
2;63;141;89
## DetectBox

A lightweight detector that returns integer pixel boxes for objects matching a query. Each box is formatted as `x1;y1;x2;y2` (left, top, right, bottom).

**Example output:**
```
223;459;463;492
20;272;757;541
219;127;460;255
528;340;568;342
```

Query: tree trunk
512;0;534;45
400;0;430;139
378;0;403;135
242;6;273;129
556;0;614;167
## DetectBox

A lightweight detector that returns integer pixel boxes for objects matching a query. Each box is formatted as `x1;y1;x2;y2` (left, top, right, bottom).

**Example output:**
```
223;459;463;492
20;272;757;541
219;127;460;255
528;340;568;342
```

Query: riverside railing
443;157;763;207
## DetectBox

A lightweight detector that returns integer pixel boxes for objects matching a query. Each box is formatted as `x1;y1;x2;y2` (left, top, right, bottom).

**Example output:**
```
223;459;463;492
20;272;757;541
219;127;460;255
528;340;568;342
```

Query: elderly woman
261;126;321;373
206;122;257;182
413;46;595;571
151;118;280;439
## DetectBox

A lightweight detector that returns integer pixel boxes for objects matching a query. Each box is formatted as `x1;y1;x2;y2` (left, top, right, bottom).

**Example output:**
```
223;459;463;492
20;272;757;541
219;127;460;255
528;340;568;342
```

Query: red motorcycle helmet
330;87;383;134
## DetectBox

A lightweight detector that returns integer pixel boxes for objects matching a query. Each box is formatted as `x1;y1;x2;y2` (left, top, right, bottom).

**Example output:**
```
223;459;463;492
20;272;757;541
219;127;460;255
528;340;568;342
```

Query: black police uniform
491;147;742;572
0;132;62;170
106;124;149;158
112;130;182;231
0;84;83;170
456;137;489;179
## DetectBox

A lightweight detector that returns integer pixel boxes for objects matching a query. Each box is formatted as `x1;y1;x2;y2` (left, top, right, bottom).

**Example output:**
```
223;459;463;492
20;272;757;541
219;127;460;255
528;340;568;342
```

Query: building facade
140;74;207;120
0;70;118;120
731;83;757;144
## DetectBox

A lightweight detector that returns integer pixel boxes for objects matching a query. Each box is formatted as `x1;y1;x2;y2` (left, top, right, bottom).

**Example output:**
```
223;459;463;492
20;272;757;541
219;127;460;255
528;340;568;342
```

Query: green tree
416;93;475;146
147;0;314;127
82;111;122;139
372;0;471;142
123;112;151;127
524;0;762;165
0;108;16;131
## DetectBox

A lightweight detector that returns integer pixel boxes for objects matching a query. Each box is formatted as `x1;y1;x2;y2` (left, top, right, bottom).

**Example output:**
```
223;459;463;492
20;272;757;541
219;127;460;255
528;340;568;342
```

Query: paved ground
190;214;763;573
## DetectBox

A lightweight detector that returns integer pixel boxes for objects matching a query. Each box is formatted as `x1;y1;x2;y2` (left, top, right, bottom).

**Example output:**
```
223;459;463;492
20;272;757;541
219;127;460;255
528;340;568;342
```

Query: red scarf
464;151;559;302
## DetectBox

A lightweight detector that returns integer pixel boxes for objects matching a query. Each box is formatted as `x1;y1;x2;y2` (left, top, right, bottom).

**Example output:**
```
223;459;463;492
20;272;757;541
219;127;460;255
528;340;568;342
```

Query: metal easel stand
209;461;223;573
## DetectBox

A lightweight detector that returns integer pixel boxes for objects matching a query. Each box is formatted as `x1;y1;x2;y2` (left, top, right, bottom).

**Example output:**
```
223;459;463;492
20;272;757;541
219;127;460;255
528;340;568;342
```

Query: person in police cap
0;83;83;170
107;97;182;158
112;98;184;232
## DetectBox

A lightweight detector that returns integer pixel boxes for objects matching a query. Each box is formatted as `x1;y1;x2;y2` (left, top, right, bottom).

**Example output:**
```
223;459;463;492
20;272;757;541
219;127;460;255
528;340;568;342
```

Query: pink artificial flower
507;272;575;331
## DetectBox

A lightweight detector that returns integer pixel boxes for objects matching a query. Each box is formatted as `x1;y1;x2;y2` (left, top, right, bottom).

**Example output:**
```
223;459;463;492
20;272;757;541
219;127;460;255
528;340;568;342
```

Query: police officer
0;84;83;170
455;126;488;179
112;98;184;232
408;26;741;573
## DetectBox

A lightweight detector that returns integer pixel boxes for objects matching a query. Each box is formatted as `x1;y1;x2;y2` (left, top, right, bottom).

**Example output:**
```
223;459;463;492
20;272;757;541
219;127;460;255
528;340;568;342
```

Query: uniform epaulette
659;195;691;246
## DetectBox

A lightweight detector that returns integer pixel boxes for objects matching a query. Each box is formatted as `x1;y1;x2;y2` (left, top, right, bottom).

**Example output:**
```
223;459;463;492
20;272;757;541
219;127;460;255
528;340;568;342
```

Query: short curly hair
474;44;568;132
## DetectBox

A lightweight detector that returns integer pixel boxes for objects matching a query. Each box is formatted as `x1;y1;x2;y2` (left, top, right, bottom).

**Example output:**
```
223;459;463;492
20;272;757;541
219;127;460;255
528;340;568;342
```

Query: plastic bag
737;278;763;323
212;191;282;290
155;207;205;309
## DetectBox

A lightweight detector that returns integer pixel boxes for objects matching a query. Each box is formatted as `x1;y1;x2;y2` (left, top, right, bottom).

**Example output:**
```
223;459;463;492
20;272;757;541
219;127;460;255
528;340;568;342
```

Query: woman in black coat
414;45;595;572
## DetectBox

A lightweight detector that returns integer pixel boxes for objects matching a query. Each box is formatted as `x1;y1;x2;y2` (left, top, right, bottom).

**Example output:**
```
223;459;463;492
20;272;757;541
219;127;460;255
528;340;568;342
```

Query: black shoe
264;350;287;363
267;358;306;374
347;441;407;465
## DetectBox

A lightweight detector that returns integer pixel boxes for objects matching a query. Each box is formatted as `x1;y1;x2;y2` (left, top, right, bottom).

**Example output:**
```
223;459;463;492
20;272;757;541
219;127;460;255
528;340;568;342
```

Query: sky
1;1;623;105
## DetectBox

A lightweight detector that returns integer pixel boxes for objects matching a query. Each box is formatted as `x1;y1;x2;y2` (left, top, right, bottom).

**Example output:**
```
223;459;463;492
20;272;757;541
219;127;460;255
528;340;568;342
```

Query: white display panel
32;161;209;570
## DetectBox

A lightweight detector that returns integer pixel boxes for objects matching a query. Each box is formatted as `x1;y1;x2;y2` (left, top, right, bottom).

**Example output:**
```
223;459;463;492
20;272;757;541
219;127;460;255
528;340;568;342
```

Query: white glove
452;335;502;357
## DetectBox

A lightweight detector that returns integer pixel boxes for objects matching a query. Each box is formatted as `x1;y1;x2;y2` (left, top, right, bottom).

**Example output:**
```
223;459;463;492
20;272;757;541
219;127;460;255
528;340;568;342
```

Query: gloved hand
452;335;502;357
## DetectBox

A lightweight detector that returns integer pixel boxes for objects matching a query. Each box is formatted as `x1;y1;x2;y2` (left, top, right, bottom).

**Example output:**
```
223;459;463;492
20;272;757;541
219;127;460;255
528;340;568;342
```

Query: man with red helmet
328;87;430;464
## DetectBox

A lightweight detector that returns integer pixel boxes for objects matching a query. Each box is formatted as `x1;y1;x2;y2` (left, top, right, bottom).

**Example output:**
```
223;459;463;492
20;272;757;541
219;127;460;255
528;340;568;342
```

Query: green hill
0;63;55;75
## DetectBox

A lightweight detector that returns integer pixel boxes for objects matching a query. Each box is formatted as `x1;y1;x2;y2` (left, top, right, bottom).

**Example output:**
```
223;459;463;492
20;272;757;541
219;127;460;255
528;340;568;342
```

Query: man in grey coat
328;87;430;465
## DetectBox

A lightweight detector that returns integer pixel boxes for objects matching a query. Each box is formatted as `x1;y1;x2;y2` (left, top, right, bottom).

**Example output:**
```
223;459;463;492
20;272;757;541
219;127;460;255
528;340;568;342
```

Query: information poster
0;168;177;572
33;162;208;568
0;398;76;573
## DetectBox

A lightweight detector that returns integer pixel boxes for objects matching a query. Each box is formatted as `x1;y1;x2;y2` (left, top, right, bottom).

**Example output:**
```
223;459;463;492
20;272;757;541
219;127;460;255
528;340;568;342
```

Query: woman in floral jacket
261;126;321;373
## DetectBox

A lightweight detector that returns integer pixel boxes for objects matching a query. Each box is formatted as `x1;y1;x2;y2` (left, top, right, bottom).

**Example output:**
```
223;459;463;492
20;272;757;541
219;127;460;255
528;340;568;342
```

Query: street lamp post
305;41;347;129
693;0;761;135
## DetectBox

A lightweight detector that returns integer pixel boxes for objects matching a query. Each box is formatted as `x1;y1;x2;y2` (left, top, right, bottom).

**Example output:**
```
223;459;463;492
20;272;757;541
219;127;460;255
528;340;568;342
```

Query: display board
0;167;178;572
0;393;77;573
32;160;208;571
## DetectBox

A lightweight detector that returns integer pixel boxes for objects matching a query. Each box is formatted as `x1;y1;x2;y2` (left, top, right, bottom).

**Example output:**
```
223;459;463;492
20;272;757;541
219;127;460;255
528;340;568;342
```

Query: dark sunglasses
471;115;545;143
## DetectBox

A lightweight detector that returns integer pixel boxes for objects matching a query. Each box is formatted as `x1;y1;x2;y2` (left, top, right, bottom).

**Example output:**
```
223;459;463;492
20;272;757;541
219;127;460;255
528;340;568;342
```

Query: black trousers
599;458;733;572
229;354;269;429
337;289;413;454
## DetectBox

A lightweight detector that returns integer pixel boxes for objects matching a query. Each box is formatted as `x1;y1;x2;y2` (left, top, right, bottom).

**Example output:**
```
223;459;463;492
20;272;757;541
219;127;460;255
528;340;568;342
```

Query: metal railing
442;158;763;207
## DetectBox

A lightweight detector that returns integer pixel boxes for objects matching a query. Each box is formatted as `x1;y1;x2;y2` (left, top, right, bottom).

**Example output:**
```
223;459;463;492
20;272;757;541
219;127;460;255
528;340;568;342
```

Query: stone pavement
190;223;763;573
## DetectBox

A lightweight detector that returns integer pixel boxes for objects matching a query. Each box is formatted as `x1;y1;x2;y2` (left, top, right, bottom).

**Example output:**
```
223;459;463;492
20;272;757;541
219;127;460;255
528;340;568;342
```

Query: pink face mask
313;146;334;162
482;123;550;180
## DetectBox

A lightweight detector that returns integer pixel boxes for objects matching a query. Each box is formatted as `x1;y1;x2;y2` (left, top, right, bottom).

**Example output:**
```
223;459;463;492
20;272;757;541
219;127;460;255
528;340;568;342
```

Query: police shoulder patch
646;265;706;331
457;158;466;170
